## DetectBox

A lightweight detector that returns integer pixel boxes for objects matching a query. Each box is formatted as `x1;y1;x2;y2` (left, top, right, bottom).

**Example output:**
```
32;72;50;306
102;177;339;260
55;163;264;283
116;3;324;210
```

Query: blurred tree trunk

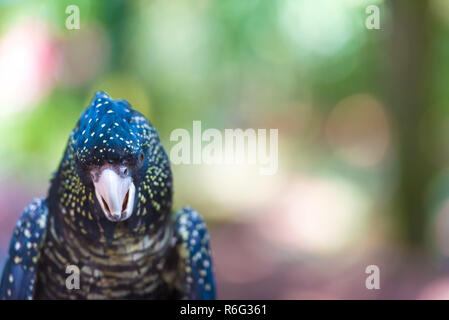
387;0;434;249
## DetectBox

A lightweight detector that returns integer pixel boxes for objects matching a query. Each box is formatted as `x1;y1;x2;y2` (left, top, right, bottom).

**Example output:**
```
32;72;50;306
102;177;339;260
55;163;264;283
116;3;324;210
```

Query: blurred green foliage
2;0;449;254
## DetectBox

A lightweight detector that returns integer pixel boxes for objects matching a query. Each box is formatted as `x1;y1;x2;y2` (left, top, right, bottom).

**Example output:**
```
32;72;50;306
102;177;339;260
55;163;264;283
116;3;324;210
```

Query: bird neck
47;208;173;258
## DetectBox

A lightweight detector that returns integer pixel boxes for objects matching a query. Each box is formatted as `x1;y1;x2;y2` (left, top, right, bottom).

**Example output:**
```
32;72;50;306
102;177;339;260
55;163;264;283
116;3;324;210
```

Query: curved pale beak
92;167;135;222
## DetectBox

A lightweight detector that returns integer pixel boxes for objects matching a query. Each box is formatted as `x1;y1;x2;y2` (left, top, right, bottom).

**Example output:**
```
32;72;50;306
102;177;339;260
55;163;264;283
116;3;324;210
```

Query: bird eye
139;152;144;162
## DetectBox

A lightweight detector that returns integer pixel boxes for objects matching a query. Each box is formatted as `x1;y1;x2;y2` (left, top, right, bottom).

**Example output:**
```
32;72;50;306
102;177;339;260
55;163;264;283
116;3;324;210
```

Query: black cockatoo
0;92;215;299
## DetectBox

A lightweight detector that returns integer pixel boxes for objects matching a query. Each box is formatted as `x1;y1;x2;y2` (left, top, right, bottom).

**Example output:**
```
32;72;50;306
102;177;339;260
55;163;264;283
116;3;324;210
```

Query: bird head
50;91;173;240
